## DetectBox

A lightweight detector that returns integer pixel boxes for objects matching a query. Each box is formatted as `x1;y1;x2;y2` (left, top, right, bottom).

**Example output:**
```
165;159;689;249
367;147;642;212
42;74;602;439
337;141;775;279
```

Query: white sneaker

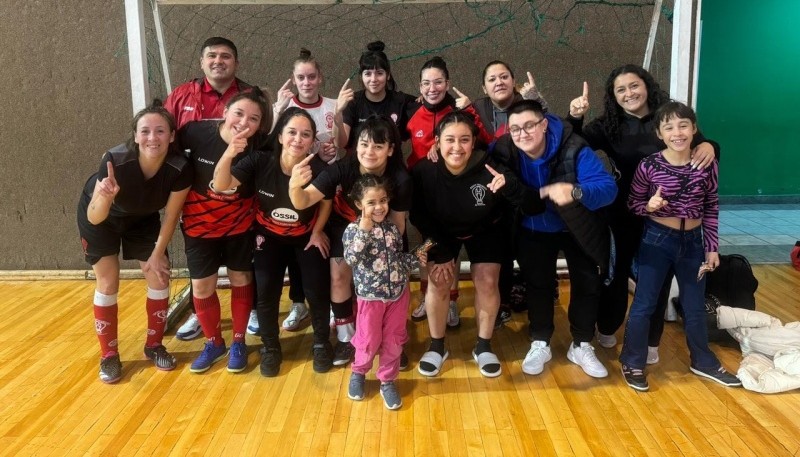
176;313;202;340
446;301;460;328
282;302;309;331
567;342;608;378
647;346;660;364
665;299;679;322
596;332;617;348
521;341;552;375
329;309;335;329
410;299;427;321
246;309;259;335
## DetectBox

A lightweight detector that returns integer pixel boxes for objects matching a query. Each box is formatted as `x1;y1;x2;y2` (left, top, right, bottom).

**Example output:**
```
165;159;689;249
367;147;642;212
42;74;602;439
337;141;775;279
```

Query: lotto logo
415;130;424;138
95;319;110;335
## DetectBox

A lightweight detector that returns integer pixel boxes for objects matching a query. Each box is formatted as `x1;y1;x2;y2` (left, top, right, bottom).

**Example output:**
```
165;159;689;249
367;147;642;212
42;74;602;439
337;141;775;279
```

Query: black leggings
254;233;330;346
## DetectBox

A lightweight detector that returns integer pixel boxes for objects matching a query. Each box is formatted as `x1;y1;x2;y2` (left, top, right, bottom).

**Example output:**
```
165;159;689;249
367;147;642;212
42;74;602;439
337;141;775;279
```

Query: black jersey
81;144;192;217
311;153;413;222
178;120;256;238
232;150;327;237
410;150;508;241
342;89;415;150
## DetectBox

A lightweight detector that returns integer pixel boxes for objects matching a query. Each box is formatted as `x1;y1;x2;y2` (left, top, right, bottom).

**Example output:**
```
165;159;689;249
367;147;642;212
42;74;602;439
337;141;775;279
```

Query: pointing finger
527;71;535;87
452;86;466;98
280;78;292;91
299;152;315;166
106;161;115;180
582;81;589;99
341;78;351;91
485;164;500;176
654;186;663;198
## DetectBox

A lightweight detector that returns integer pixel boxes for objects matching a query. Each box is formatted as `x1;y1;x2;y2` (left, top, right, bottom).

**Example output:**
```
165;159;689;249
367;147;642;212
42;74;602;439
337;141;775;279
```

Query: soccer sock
195;293;223;346
332;297;355;342
94;291;119;358
429;337;446;356
145;287;170;348
449;289;459;302
475;337;492;355
230;284;253;343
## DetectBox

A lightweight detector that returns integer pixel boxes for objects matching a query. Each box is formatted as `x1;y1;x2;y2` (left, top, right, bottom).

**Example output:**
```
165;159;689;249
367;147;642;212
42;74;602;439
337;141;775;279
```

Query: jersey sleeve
230;150;259;188
702;160;720;252
310;161;343;199
627;159;653;216
171;157;194;191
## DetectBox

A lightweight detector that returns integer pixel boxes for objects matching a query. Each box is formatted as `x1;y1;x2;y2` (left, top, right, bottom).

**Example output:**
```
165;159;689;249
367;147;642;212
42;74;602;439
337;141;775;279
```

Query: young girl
77;101;192;383
342;174;426;410
289;115;412;367
212;107;333;376
618;101;740;391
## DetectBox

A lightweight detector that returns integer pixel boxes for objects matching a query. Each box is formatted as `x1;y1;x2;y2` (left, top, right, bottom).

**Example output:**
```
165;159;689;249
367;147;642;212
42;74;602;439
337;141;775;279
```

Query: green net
140;0;674;111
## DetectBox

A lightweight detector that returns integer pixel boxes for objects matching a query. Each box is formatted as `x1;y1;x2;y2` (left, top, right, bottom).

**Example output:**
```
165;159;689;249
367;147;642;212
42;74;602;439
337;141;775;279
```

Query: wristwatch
571;185;583;202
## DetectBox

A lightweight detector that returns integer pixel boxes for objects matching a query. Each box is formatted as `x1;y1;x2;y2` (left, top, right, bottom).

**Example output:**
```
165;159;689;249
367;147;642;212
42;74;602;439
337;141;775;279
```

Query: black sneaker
332;341;355;366
144;345;177;371
99;354;122;384
399;351;409;371
494;305;512;329
312;342;333;373
259;345;282;377
690;366;742;387
621;364;649;391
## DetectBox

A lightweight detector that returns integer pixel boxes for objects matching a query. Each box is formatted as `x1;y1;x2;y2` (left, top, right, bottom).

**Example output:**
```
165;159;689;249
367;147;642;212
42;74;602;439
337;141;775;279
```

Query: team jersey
232;150;327;238
311;154;413;222
341;89;415;150
179;120;256;238
287;95;338;159
81;144;193;217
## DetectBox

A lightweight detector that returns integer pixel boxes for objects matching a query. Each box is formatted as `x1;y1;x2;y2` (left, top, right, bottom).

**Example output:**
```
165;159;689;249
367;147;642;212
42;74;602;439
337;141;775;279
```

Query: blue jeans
619;219;720;370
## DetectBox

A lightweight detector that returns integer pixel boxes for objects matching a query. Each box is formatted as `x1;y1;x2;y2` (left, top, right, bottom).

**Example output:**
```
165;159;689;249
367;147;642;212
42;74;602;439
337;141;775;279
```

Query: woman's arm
305;199;332;259
332;79;354;149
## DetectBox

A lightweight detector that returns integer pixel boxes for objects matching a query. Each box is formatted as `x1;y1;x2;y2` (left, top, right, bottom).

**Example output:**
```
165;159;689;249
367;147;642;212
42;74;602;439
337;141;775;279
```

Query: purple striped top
628;152;719;252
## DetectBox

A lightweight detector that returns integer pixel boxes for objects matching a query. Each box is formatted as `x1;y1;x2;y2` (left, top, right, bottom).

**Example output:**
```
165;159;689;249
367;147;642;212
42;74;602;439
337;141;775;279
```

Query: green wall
696;0;800;196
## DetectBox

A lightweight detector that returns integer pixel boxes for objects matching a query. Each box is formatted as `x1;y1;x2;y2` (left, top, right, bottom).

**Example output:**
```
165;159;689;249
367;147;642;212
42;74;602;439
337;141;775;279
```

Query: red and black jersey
341;89;415;150
164;77;253;129
178;120;256;239
81;144;193;217
232;150;327;238
311;154;413;223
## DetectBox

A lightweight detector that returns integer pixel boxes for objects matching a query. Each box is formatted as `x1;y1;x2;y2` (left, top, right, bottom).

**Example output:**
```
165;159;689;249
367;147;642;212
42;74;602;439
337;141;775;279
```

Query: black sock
429;337;445;356
475;337;492;355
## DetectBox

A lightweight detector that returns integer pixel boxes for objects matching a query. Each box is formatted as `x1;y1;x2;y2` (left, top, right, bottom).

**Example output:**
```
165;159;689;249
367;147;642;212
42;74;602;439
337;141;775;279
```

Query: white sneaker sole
567;349;609;378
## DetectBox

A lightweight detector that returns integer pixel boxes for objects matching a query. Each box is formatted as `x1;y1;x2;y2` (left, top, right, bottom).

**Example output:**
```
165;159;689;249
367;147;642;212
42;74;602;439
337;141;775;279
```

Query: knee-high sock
145;287;170;348
195;292;223;345
230;284;253;343
94;291;119;357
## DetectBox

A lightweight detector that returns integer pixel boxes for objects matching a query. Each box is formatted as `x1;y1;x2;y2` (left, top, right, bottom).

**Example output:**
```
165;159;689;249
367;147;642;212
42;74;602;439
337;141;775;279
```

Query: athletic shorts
429;222;508;265
326;216;350;258
183;230;254;279
77;196;160;265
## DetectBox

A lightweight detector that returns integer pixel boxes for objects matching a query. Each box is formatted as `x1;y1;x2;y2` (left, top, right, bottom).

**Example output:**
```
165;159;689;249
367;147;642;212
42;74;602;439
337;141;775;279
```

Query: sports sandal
418;350;449;377
472;350;502;378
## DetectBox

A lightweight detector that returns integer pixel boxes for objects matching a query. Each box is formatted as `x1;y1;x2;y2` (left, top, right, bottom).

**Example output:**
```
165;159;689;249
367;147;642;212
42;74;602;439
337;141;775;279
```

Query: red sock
449;289;459;302
230;284;253;343
94;303;119;357
195;293;223;345
145;291;169;348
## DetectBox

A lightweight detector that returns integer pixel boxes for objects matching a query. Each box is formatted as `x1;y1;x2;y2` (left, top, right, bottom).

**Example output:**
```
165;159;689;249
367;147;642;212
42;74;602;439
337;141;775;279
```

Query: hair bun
366;40;386;52
151;98;164;108
299;47;312;59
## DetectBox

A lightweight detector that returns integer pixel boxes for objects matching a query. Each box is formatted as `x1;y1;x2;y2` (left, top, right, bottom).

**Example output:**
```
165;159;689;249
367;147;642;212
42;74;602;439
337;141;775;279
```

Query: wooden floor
1;266;799;456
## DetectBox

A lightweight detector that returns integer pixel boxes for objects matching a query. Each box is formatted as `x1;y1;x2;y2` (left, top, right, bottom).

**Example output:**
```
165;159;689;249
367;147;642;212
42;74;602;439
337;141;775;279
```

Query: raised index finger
106;161;115;180
485;164;500;176
280;78;292;91
452;86;466;98
341;78;351;91
582;81;589;99
299;151;316;166
527;71;535;86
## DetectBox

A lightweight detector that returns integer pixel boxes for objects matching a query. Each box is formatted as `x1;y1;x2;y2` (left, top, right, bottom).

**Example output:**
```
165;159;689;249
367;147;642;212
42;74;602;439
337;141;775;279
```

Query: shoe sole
418;351;448;377
410;314;428;322
145;355;177;372
260;367;280;377
380;390;402;410
566;350;609;378
246;328;259;335
189;353;227;373
227;363;247;373
176;328;202;341
100;375;122;384
689;367;742;387
348;392;364;401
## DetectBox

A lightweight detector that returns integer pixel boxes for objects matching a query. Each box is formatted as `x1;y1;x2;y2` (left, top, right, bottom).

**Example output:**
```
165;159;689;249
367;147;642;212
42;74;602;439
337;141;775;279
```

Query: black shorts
183;231;254;279
77;196;160;265
429;222;509;265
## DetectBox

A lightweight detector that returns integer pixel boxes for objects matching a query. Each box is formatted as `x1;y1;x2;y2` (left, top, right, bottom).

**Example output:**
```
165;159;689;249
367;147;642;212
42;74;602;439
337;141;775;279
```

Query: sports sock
145;287;169;348
94;291;119;357
195;292;223;345
230;284;253;343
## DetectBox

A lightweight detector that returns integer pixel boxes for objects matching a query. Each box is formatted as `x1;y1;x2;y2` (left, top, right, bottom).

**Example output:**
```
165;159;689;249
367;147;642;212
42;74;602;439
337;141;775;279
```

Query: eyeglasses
420;79;447;89
509;118;545;137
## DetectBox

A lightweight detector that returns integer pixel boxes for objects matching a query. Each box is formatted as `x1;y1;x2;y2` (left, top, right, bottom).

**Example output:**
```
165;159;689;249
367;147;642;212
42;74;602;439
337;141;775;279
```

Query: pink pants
351;286;410;382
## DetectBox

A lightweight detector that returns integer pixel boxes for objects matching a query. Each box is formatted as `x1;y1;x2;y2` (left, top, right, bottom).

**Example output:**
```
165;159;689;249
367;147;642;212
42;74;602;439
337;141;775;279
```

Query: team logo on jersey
325;112;334;130
415;130;424;138
470;184;487;206
391;113;399;123
271;208;299;226
255;234;265;251
95;319;110;335
183;106;195;112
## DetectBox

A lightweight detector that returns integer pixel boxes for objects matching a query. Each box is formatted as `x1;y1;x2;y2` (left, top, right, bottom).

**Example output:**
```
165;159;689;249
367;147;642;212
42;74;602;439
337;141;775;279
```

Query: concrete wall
0;0;672;270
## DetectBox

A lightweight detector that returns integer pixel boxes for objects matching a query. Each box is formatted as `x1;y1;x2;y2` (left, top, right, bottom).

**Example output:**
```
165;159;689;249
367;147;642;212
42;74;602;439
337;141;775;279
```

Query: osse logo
271;208;299;224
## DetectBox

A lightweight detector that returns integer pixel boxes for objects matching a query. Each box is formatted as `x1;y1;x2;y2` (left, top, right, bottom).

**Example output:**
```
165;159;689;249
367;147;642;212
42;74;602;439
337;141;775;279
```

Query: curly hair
600;64;670;141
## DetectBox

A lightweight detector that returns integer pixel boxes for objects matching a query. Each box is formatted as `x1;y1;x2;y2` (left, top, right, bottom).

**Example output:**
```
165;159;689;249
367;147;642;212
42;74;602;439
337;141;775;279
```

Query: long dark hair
126;99;181;157
600;64;670;141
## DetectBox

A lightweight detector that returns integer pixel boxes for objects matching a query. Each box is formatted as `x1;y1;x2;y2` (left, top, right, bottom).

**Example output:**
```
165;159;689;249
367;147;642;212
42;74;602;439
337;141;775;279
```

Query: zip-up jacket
165;77;253;129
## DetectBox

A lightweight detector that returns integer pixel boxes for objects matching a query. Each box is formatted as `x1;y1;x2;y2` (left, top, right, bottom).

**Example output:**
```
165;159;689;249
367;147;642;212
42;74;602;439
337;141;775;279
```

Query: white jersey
289;95;339;163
